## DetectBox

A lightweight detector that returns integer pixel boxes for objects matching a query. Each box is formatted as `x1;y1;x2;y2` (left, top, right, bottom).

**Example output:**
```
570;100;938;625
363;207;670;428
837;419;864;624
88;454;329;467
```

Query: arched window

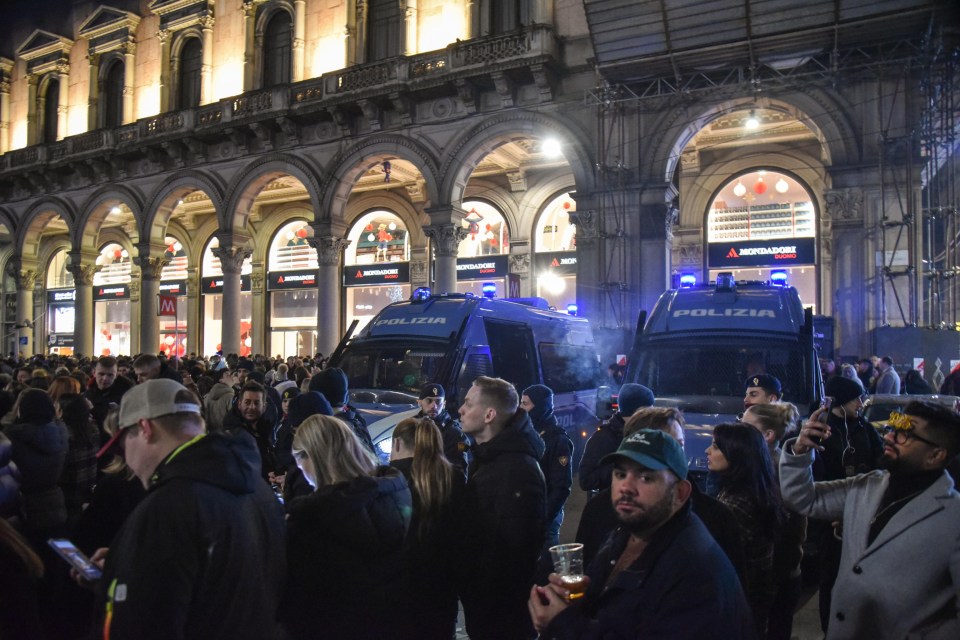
263;11;292;87
41;77;59;144
178;38;203;110
102;59;124;128
367;0;403;61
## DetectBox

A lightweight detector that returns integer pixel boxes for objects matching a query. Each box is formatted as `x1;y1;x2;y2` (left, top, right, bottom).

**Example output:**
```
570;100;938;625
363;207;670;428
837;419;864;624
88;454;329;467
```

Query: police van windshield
338;341;450;395
632;341;813;403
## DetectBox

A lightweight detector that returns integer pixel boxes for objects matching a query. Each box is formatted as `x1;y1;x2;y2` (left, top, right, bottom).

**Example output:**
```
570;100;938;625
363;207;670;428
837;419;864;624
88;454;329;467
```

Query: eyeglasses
882;426;943;449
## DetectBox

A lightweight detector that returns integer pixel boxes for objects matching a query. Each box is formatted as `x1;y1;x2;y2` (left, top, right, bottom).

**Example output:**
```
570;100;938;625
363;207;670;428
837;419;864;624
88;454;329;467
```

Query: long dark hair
57;393;97;448
712;422;783;529
393;417;454;540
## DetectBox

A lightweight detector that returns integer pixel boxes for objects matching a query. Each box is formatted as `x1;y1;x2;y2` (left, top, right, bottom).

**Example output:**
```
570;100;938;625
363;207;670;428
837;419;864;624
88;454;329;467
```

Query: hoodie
97;432;286;640
281;466;412;640
461;410;546;637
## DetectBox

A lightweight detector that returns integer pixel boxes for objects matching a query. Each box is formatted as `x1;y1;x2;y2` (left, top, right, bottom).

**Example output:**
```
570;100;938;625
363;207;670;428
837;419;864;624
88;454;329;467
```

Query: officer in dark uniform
522;384;573;550
416;382;470;474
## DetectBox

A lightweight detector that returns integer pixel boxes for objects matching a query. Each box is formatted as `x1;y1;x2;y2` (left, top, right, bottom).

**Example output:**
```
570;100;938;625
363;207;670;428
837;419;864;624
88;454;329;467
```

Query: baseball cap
419;383;445;400
601;428;688;480
96;379;201;458
744;374;781;397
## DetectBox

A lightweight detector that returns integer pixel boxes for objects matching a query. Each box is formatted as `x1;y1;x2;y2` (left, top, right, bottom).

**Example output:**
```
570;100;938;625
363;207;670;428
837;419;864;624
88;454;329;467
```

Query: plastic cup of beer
549;543;586;600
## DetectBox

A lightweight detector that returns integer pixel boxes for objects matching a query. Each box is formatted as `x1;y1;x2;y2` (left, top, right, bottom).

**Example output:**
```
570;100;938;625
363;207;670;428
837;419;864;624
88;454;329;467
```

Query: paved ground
456;480;825;639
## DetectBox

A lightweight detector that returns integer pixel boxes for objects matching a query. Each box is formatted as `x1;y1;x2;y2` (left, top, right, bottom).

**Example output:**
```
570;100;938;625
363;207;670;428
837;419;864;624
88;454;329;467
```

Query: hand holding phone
810;397;833;445
48;538;102;581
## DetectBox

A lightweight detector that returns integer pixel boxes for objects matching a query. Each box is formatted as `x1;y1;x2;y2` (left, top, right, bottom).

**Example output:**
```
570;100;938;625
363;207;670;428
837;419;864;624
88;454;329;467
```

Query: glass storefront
268;220;319;357
158;236;189;356
45;249;75;354
201;237;252;356
534;193;578;311
93;243;131;357
705;169;817;309
455;201;510;297
344;211;410;331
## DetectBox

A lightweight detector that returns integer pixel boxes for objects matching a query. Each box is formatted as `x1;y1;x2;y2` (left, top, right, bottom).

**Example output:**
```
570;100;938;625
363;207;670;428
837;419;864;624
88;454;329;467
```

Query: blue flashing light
679;273;697;287
567;303;578;316
481;282;497;299
412;287;431;301
770;270;788;286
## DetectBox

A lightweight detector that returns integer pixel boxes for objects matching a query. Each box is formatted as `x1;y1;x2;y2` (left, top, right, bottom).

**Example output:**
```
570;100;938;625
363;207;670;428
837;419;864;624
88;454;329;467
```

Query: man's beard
615;490;675;537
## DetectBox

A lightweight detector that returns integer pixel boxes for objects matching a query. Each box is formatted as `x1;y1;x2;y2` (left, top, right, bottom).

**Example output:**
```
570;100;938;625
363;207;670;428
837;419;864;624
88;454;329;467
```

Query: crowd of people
0;350;957;639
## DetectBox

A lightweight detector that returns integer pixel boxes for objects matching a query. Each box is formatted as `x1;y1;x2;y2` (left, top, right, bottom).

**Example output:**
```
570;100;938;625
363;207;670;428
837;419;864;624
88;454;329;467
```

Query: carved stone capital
825;188;864;223
157;29;170;44
424;224;468;258
88;53;101;66
308;236;351;266
0;80;9;94
568;210;598;240
134;256;168;280
509;253;530;276
5;261;38;290
55;60;70;76
122;39;137;56
129;280;140;300
67;262;100;286
250;270;264;291
199;15;215;30
212;246;252;274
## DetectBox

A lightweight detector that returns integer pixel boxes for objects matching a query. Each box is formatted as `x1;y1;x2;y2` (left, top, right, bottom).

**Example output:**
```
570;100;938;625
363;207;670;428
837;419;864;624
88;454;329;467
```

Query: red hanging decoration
754;180;768;195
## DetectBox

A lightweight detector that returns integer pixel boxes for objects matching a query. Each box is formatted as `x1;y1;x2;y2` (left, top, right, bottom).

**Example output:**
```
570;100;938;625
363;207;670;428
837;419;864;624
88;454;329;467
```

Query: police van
328;291;601;468
622;273;823;477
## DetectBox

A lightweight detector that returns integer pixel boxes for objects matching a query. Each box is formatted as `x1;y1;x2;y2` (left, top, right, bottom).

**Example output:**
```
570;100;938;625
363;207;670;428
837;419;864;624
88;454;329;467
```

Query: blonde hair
744;402;800;440
292;415;377;486
393;417;454;539
472;376;519;421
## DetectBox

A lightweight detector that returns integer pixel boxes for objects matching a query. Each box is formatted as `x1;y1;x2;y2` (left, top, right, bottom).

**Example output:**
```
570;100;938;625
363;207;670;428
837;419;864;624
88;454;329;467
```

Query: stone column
135;256;167;357
87;53;100;129
67;255;99;359
5;260;37;356
56;61;69;140
242;1;256;91
213;244;251;356
568;206;601;319
404;0;418;56
309;235;350;358
122;38;136;124
0;58;11;154
186;269;200;356
424;223;467;295
200;14;215;104
25;74;38;142
158;29;171;112
356;0;368;64
250;265;266;356
293;0;306;81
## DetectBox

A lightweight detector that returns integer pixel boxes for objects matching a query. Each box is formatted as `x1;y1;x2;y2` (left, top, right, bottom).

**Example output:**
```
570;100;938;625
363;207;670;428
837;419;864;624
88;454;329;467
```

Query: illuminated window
269;220;317;271
345;211;409;264
459;201;510;257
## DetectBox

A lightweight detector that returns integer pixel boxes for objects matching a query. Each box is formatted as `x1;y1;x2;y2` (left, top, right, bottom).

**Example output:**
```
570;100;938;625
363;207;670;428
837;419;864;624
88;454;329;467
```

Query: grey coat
875;367;901;395
780;440;960;640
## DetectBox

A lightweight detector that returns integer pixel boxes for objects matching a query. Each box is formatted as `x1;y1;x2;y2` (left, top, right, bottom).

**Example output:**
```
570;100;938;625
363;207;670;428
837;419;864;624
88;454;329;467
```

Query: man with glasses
781;400;960;640
92;379;286;640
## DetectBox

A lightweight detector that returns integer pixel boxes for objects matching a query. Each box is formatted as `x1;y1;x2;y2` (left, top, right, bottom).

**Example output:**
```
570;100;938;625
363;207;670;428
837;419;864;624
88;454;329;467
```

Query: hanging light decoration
775;177;789;193
733;181;747;197
754;177;768;194
745;110;760;129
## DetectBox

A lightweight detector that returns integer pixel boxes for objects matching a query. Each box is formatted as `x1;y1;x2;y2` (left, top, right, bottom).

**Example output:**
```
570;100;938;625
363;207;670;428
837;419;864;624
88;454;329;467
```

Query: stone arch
439;110;596;205
321;134;442;230
223;152;324;233
37;238;72;287
649;91;859;186
143;171;225;248
254;202;314;267
517;175;578;245
74;184;144;251
0;206;17;240
17;196;76;260
344;191;428;248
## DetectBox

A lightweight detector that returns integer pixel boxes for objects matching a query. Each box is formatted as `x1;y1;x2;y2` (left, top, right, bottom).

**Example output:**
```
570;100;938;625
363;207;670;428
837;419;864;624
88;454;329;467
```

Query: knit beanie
309;368;349;407
617;383;655;417
18;389;56;424
825;376;864;406
287;391;334;428
522;384;554;424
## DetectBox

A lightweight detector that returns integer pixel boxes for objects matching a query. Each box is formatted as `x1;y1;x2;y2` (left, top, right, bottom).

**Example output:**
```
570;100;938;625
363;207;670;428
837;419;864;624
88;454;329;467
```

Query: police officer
743;373;782;410
522;384;573;550
416;382;469;474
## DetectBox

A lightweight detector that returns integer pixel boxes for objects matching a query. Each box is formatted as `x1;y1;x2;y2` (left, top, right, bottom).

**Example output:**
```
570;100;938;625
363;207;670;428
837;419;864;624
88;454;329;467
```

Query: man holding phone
91;379;286;640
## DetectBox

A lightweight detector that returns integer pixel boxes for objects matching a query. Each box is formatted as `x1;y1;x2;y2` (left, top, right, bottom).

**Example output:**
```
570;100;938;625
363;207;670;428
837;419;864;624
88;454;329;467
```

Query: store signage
534;251;578;276
268;270;317;290
201;275;252;294
343;262;410;286
47;289;76;303
93;284;130;300
456;255;508;280
708;237;816;268
48;333;74;347
159;280;188;296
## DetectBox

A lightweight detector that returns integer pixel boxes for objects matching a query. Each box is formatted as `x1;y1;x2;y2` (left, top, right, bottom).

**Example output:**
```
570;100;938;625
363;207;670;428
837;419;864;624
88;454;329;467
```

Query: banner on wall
456;255;509;280
343;263;410;286
159;280;188;296
93;284;130;300
201;275;252;293
268;270;318;290
534;251;578;276
708;237;816;268
47;289;76;303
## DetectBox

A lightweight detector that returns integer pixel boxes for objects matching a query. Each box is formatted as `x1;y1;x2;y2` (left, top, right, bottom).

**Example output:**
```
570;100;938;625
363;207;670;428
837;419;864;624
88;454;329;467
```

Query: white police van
328;290;601;468
622;273;824;478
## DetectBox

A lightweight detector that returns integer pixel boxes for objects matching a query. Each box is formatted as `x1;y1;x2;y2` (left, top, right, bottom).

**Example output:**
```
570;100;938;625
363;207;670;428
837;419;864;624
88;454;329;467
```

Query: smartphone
48;538;102;581
811;397;833;446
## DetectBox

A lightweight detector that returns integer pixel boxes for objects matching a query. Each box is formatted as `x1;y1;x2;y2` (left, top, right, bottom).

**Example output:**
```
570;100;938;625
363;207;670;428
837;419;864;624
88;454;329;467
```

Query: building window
491;0;522;34
367;0;403;61
40;77;59;144
263;11;292;87
178;38;203;110
102;59;124;128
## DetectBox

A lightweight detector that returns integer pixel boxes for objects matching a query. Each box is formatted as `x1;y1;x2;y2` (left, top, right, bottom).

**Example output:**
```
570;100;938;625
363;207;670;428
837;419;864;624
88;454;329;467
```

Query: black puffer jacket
5;418;69;532
97;433;286;640
84;376;134;431
0;432;20;518
281;466;412;640
222;409;276;479
579;412;627;492
461;410;546;639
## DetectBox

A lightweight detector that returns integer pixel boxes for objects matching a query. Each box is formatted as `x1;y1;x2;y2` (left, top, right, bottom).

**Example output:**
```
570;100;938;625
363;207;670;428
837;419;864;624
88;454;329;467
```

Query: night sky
0;0;142;59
